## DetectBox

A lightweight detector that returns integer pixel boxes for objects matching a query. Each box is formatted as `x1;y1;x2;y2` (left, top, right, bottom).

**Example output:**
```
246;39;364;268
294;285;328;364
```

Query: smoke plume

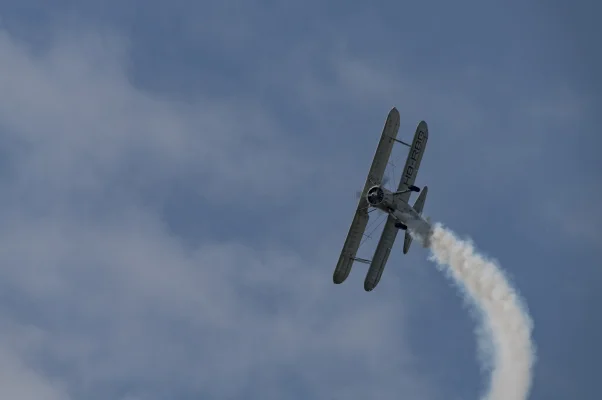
426;223;536;400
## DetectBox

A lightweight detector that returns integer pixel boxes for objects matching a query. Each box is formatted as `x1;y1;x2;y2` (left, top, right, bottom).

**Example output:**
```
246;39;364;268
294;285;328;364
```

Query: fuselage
366;185;432;239
366;185;413;216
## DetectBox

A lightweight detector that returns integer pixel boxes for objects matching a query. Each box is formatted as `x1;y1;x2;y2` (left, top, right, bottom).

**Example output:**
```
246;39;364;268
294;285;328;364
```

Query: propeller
355;176;390;198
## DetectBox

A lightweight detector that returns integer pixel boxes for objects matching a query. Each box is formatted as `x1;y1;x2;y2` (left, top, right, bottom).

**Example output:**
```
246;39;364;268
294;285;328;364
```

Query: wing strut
390;137;412;147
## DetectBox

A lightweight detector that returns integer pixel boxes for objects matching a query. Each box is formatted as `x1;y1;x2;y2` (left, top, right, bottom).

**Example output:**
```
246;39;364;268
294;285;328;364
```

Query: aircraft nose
367;186;384;205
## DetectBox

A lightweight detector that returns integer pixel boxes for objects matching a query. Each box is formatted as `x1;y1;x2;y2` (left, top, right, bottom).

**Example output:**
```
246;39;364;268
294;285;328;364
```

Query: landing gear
395;222;407;230
392;185;421;197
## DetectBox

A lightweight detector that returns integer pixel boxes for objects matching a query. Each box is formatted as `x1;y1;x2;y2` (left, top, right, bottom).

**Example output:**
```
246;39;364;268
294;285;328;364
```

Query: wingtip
333;270;348;284
363;278;377;291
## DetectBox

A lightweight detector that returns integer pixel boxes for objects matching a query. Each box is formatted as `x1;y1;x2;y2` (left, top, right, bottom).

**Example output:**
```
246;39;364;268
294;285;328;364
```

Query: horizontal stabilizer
403;186;428;254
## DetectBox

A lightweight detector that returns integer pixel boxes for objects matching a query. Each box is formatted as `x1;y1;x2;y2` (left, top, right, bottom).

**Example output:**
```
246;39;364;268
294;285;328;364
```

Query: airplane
333;107;433;292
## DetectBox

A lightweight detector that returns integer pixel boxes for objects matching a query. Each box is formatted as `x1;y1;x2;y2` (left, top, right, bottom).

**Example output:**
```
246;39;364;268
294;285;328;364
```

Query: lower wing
363;215;399;291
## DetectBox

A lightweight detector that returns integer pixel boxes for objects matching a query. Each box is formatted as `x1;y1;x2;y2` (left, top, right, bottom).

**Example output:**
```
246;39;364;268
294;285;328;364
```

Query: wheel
395;222;407;230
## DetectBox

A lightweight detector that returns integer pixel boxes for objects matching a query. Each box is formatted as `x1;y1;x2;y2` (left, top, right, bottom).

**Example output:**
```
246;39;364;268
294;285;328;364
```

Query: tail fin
403;186;428;254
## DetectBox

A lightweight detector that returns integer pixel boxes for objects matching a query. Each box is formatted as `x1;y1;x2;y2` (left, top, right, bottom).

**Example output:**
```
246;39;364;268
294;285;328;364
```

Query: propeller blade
358;176;390;198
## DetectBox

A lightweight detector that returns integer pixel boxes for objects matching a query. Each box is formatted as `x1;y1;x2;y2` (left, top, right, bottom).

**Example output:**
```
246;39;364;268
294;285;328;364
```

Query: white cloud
0;27;313;208
0;322;70;400
0;26;435;400
0;208;433;399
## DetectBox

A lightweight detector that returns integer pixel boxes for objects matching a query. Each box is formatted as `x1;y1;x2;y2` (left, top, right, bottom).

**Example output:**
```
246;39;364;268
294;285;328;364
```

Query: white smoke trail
424;223;535;400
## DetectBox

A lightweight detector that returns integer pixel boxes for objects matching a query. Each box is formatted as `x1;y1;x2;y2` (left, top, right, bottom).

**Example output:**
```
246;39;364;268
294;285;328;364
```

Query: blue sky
0;1;600;399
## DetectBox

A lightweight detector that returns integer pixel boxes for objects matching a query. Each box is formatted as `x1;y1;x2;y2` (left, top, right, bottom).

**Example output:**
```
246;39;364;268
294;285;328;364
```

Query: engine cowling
366;186;394;208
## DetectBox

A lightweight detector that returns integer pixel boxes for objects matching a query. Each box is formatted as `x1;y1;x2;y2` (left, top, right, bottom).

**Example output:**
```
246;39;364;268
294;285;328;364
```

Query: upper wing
333;108;400;285
363;215;399;291
362;107;401;190
396;121;429;203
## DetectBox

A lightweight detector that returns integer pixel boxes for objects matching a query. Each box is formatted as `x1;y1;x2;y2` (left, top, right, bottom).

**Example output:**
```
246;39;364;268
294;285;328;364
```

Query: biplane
333;107;433;292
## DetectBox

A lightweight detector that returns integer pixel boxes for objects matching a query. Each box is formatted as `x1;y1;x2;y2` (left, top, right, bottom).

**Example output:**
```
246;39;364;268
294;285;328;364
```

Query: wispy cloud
0;2;599;399
0;28;314;205
0;321;70;400
0;25;435;400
